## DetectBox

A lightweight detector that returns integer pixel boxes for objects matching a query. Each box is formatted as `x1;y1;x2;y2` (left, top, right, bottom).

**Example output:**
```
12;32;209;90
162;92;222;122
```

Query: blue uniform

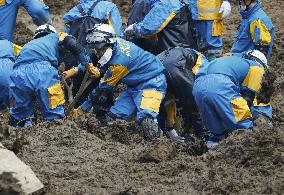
0;0;50;42
231;2;274;120
131;0;198;54
188;0;225;59
0;40;14;110
193;56;265;145
81;38;166;123
63;0;123;38
9;32;91;126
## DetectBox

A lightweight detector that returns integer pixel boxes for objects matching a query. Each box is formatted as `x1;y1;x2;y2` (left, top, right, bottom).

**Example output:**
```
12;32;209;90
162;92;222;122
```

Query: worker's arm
107;6;124;38
132;1;179;37
250;19;272;57
22;0;50;25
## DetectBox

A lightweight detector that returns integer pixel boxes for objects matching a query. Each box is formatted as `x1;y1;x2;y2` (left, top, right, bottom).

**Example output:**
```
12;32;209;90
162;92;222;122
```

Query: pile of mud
4;0;284;194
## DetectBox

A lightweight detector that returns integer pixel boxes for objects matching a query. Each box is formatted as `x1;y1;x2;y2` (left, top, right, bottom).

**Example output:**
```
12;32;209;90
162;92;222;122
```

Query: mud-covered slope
4;0;284;194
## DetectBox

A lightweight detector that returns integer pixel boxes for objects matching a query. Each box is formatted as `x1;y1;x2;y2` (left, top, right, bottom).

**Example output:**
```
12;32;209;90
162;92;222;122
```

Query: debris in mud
138;138;176;163
0;172;23;195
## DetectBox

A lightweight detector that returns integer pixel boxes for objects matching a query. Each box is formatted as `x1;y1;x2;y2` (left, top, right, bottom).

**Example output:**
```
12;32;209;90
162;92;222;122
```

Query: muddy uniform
0;0;50;42
64;0;123;38
188;0;227;60
9;32;92;127
157;47;208;137
128;0;197;55
80;38;166;123
193;56;265;147
231;2;275;120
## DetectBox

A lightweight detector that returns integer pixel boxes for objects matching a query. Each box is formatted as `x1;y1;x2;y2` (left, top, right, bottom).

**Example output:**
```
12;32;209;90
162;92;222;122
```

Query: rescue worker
231;0;275;122
0;0;50;42
9;24;99;127
124;0;198;55
188;0;231;60
192;50;268;148
67;24;167;142
0;40;19;111
157;47;208;143
63;0;123;38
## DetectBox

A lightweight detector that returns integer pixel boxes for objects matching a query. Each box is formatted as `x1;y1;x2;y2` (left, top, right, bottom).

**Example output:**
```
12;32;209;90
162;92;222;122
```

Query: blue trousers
195;20;223;59
10;62;65;124
193;74;253;142
0;58;13;111
110;73;166;123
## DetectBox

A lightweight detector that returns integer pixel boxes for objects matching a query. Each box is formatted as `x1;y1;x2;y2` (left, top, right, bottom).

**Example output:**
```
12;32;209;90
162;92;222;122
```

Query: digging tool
65;71;94;116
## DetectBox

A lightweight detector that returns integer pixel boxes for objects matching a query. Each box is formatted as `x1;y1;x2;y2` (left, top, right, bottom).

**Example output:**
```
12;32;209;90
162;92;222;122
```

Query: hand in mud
257;71;276;104
70;107;85;118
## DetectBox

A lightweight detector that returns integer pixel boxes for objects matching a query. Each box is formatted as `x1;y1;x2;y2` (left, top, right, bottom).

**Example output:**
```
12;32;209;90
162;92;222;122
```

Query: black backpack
69;0;104;45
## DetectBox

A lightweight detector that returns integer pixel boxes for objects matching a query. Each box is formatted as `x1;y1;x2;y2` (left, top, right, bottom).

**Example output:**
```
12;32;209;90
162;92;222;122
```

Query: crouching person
71;24;167;142
157;47;208;143
9;24;98;127
192;50;269;149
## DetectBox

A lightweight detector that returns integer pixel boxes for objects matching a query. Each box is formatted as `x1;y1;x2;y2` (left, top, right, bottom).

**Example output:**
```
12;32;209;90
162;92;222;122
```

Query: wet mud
3;0;284;194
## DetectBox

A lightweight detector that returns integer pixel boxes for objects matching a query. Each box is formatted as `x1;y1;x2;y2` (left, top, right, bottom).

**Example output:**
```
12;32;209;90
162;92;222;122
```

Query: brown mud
2;0;284;194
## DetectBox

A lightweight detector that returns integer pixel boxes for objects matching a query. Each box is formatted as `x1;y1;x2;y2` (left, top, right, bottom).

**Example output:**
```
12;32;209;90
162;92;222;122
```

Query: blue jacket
188;0;223;21
196;55;265;94
14;32;91;69
0;0;50;42
63;0;123;37
0;40;15;110
231;2;275;60
133;0;186;37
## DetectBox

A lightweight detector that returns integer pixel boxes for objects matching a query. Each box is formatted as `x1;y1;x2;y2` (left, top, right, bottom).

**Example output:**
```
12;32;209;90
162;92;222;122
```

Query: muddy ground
2;0;284;194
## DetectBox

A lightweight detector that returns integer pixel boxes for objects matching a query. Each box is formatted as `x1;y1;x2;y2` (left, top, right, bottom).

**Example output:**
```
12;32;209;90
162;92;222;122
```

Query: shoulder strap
87;0;103;15
77;4;87;16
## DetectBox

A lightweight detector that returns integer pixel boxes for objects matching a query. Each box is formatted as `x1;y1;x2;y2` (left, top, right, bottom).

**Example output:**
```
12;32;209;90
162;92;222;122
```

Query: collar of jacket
240;2;261;19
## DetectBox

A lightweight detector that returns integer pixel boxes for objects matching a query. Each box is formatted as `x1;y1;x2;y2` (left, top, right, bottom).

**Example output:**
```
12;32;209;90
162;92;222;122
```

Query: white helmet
33;24;57;39
86;24;116;49
243;50;268;69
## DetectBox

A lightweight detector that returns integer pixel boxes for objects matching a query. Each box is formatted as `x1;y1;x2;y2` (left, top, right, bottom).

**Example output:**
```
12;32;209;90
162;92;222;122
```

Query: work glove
219;1;231;19
62;67;79;80
124;24;136;37
166;129;185;144
87;63;100;79
70;106;85;118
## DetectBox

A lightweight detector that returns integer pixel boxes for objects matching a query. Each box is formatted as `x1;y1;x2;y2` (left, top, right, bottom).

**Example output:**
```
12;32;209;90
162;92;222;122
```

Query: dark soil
3;0;284;194
0;172;23;195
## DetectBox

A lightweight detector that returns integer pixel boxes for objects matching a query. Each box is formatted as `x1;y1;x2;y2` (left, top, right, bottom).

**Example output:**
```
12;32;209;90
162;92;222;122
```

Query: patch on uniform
140;90;163;113
230;97;252;122
117;39;131;57
48;82;65;109
0;0;6;6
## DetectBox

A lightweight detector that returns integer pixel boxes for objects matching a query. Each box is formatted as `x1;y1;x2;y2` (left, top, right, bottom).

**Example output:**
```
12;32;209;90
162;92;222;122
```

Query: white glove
219;1;231;19
124;24;136;36
166;129;185;144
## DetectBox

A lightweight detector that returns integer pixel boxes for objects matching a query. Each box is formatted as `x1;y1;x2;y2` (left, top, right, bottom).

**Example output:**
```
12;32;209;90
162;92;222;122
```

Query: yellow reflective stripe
192;53;203;75
13;44;22;56
198;0;222;20
155;12;176;34
212;20;224;36
242;66;265;92
164;93;177;127
58;32;68;42
250;20;271;46
253;97;270;107
0;0;6;6
48;82;65;109
230;97;252;122
102;65;129;86
140;90;163;113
